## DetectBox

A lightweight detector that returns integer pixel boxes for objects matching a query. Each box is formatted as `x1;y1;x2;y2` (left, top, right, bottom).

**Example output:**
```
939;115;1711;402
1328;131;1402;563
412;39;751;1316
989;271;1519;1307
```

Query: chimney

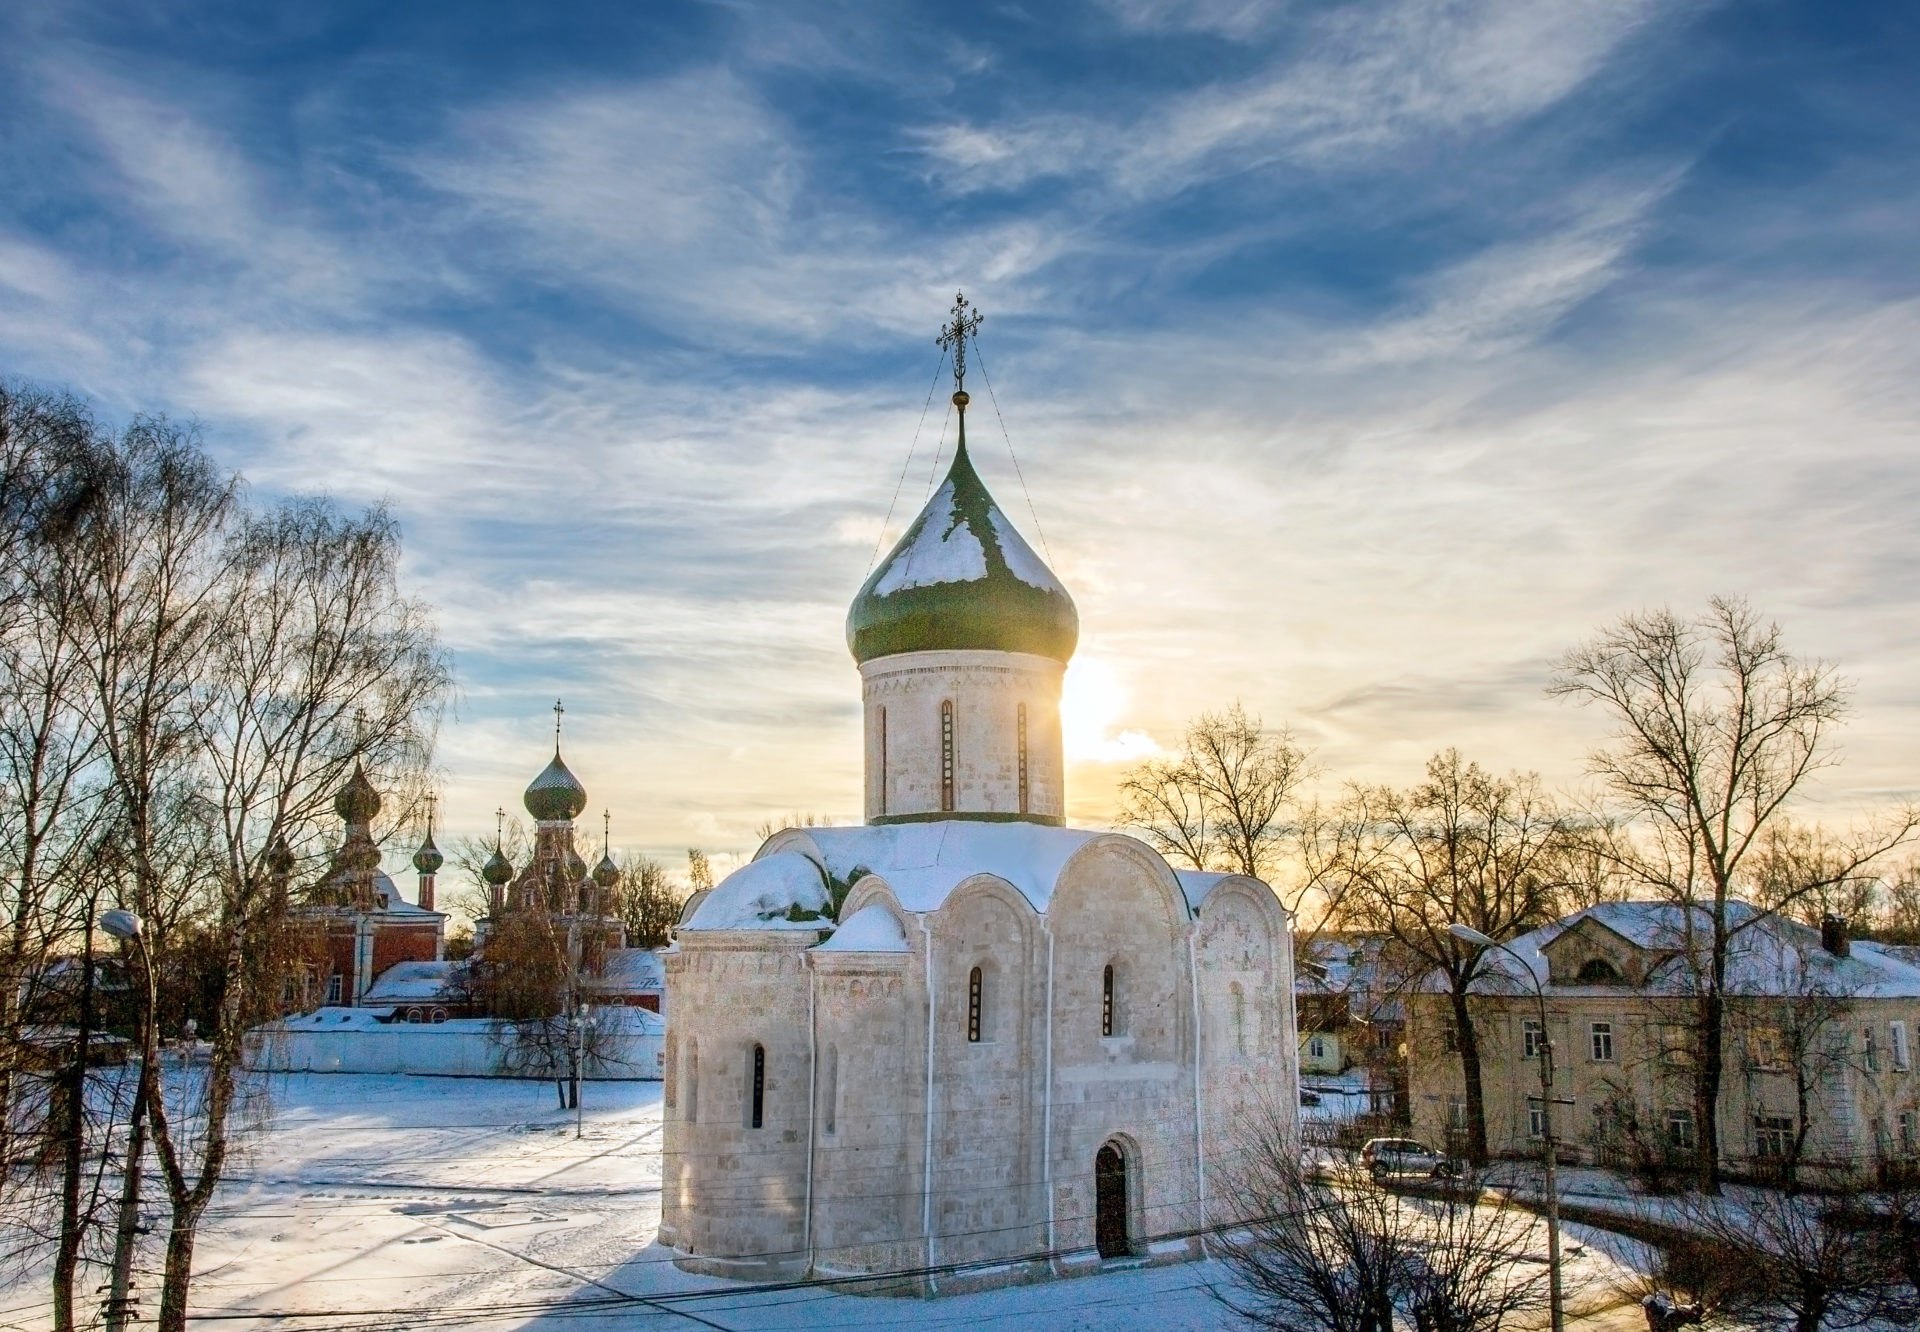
1820;913;1851;958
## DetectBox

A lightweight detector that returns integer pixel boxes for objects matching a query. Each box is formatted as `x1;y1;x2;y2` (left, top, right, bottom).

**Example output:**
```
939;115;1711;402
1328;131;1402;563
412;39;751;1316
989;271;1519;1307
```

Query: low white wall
249;1014;665;1080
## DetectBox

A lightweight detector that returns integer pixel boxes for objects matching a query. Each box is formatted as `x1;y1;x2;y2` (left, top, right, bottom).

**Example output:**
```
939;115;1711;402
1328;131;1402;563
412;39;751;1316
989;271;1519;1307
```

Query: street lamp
572;1004;594;1140
1448;922;1564;1332
99;910;157;1332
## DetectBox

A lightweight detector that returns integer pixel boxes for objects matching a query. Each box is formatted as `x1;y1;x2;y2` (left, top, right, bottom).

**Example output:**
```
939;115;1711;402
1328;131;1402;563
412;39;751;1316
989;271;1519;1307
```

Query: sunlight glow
1061;657;1159;764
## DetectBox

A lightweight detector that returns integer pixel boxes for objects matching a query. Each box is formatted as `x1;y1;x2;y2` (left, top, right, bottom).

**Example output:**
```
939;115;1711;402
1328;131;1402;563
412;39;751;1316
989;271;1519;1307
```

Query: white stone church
659;313;1298;1292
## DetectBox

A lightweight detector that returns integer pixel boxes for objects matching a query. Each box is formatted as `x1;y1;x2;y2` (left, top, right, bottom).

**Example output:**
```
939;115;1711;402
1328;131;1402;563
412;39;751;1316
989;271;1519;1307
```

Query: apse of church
660;296;1299;1293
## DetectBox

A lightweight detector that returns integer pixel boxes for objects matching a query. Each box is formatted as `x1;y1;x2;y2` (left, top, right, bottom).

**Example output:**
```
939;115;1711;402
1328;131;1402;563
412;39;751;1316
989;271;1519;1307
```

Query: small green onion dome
593;851;620;889
334;764;381;824
412;830;444;875
482;846;514;886
524;748;588;822
565;848;588;882
847;437;1077;665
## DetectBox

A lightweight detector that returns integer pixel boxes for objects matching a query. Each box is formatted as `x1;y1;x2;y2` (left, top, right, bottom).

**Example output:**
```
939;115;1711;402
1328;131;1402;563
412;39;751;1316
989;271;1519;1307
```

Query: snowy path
8;1073;1654;1330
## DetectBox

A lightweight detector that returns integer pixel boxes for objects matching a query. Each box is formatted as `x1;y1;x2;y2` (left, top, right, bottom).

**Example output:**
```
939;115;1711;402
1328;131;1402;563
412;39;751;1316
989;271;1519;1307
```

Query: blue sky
4;1;1917;886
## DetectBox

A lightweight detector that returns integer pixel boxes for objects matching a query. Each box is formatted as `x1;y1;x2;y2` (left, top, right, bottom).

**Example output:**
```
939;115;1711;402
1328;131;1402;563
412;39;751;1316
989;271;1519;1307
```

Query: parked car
1299;1088;1322;1107
1359;1137;1461;1182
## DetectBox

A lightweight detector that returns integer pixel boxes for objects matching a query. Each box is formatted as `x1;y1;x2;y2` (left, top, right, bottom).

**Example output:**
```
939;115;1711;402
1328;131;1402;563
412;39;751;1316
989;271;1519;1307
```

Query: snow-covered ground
8;1073;1656;1330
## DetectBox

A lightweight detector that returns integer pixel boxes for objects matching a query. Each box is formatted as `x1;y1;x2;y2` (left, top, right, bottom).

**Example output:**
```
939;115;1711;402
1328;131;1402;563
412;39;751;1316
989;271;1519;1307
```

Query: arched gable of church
1047;835;1192;1067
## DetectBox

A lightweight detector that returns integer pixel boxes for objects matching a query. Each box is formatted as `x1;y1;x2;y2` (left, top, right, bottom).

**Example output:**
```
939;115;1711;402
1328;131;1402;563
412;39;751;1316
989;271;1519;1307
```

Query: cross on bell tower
936;291;984;410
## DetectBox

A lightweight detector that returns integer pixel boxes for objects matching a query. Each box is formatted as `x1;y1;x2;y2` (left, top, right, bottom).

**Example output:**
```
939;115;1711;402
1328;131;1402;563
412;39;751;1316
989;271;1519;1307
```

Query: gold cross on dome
552;698;564;745
936;291;984;395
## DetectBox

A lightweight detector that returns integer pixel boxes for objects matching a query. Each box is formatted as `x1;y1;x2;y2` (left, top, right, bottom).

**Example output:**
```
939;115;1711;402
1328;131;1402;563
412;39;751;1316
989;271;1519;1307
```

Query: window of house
1589;1022;1614;1062
1899;1111;1915;1152
1666;1108;1695;1151
1017;702;1029;814
1748;1026;1787;1071
1528;1104;1547;1140
747;1043;766;1129
1892;1020;1911;1072
326;974;342;1004
1577;958;1622;984
1660;1025;1694;1067
406;1007;423;1023
1308;1035;1326;1060
1231;982;1247;1057
822;1044;838;1135
967;966;984;1044
1864;1027;1879;1072
1442;1019;1459;1054
940;700;955;812
430;1008;446;1024
1755;1115;1794;1159
1447;1098;1468;1131
1523;1019;1546;1061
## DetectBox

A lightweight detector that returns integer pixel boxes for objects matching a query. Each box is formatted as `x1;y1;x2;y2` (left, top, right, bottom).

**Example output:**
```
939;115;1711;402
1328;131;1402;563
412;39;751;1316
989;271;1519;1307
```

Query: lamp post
1448;922;1563;1332
99;910;156;1332
573;1004;593;1139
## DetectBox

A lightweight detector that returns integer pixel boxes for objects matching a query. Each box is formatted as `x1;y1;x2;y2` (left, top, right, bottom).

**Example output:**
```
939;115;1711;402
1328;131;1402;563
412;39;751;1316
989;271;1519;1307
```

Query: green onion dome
334;764;381;824
566;848;588;882
412;829;444;875
482;846;514;886
847;436;1077;665
524;748;588;822
593;851;620;889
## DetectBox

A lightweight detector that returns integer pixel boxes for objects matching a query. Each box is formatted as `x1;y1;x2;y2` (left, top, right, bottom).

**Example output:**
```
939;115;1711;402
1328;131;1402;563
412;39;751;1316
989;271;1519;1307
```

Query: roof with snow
845;435;1078;665
815;903;912;953
681;852;832;931
364;960;461;1002
676;822;1252;937
370;872;443;917
596;948;666;991
1452;900;1920;1000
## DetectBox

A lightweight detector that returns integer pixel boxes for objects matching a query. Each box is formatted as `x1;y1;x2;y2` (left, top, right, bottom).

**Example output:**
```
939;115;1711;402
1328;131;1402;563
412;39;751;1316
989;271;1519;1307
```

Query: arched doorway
1094;1141;1130;1259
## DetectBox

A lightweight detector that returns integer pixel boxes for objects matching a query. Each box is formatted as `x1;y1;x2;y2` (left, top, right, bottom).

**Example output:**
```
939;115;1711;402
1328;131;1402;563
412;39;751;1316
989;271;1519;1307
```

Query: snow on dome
683;852;832;931
816;903;911;953
846;441;1077;665
869;478;989;595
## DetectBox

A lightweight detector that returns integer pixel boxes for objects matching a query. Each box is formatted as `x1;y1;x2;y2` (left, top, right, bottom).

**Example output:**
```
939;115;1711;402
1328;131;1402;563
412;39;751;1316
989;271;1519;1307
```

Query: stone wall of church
660;930;819;1277
1193;877;1297;1221
926;878;1051;1279
1044;838;1204;1269
808;946;927;1281
860;650;1064;824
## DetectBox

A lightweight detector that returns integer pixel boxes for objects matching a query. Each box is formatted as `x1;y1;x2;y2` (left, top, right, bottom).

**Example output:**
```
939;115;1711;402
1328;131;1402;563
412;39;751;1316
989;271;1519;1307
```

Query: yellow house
1407;902;1920;1182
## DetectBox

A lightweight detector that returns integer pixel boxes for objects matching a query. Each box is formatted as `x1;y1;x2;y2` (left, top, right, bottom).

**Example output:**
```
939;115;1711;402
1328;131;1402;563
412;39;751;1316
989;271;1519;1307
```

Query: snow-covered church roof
679;822;1249;937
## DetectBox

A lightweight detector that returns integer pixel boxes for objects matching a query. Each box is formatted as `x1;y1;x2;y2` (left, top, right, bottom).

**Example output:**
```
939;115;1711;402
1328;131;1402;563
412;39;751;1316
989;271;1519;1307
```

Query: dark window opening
1102;964;1115;1038
1577;957;1622;983
968;966;983;1043
749;1043;765;1129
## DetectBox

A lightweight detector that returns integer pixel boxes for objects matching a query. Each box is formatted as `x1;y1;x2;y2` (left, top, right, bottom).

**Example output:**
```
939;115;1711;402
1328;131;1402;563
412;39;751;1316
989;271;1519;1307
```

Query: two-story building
1407;901;1920;1182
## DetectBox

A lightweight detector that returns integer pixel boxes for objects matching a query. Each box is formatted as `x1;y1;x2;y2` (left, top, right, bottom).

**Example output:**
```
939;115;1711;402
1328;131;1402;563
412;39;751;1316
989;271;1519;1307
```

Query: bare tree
616;855;685;950
1335;750;1575;1164
446;817;532;923
1214;1097;1552;1331
1119;702;1319;901
1666;1187;1898;1332
1551;596;1918;1190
